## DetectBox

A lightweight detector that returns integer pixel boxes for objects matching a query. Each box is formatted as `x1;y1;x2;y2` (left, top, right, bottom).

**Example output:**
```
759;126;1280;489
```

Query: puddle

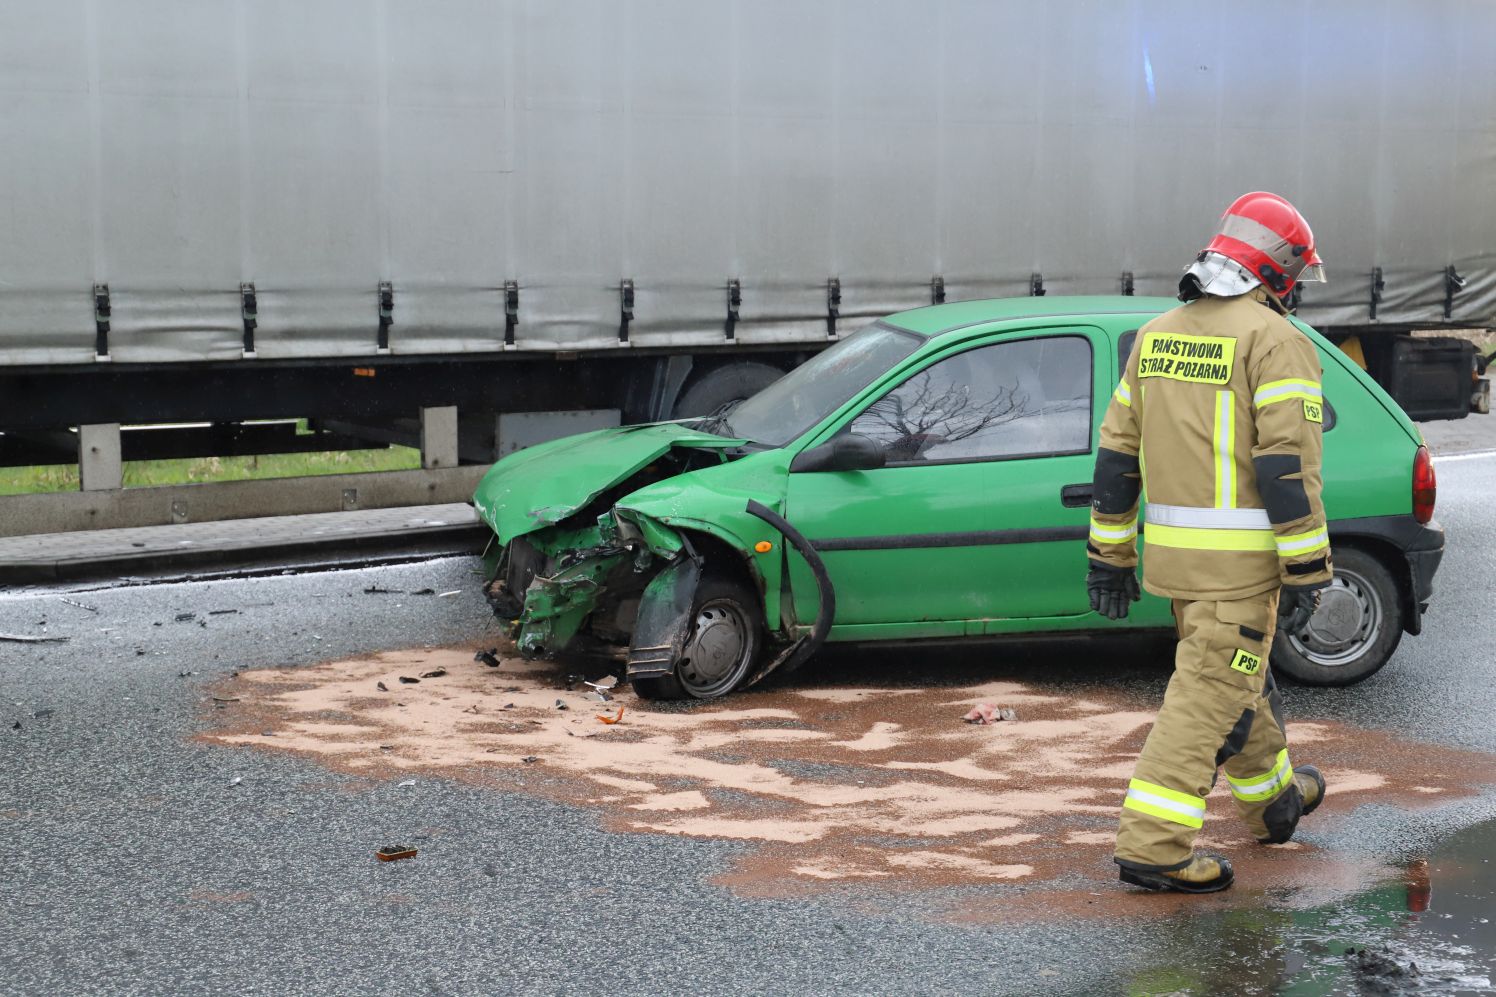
1122;822;1496;994
199;644;1496;918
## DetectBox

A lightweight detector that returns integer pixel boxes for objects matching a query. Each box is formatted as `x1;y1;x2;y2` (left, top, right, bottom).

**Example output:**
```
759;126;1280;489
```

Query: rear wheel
632;572;765;700
1270;546;1403;686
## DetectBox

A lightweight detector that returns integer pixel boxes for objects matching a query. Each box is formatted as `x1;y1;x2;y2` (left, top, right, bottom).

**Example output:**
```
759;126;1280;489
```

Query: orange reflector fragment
754;541;773;553
597;707;625;725
353;367;377;377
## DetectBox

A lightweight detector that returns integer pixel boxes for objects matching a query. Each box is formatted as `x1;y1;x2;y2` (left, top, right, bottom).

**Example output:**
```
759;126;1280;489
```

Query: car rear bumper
1329;515;1444;636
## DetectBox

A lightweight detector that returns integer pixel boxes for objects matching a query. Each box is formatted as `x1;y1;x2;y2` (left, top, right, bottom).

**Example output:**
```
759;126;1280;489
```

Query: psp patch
1303;399;1324;424
1229;648;1263;676
1137;332;1237;385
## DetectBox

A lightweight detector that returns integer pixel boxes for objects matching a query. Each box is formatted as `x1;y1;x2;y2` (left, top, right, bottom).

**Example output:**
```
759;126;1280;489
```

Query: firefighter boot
1256;765;1326;844
1120;852;1234;894
1297;764;1326;815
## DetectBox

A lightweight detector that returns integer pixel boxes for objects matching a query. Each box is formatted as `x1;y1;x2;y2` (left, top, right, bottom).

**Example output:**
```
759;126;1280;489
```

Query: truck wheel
672;361;784;419
632;572;765;700
1270;546;1403;687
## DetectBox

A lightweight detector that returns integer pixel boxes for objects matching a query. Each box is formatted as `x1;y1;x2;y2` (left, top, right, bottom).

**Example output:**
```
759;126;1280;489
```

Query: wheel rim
677;598;754;698
1285;566;1384;668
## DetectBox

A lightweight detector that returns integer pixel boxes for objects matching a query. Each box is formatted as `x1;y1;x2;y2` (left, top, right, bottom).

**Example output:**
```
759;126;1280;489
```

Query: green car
473;296;1444;699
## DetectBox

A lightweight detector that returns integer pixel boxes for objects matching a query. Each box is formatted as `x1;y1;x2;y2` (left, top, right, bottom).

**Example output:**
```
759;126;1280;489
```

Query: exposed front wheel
1270;546;1403;687
632;572;765;701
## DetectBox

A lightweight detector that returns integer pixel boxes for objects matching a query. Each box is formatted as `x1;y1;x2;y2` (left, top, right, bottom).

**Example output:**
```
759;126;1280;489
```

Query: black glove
1278;581;1331;635
1087;560;1141;620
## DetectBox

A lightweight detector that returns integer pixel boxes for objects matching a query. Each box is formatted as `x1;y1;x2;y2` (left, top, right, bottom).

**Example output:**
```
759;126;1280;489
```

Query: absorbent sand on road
200;642;1495;922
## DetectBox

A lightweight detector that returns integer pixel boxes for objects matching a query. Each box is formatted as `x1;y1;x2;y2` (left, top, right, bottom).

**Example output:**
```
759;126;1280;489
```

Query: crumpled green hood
473;422;741;544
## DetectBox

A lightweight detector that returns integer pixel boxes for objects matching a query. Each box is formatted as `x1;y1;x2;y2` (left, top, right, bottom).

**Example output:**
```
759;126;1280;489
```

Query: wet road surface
3;452;1496;995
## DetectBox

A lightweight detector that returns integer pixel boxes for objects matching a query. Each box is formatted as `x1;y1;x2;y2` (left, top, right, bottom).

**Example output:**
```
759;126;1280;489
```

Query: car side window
847;335;1092;464
1118;330;1137;374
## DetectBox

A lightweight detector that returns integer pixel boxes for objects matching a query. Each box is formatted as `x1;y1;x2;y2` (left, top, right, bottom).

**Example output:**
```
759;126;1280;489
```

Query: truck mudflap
741;500;836;689
626;557;702;681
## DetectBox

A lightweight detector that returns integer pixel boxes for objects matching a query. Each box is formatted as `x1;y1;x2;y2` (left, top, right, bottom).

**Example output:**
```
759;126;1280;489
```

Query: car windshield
699;323;924;446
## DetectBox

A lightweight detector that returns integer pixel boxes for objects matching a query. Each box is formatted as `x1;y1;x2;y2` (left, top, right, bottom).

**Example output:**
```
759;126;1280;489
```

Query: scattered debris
584;675;619;693
398;676;420;685
397;779;417;788
363;586;404;595
597;707;626;725
586;691;612;703
11;721;21;731
174;612;196;623
379;744;394;751
962;703;1018;725
436;590;461;599
419;668;447;679
212;696;240;704
462;704;481;714
554;699;569;711
58;597;98;613
179;670;196;678
32;708;54;719
410;588;436;596
135;649;146;656
228;776;242;788
474;649;501;668
208;609;240;616
1347;947;1422;987
522;756;539;764
501;703;516;711
563;674;582;691
377;681;390;692
376;846;417;862
0;633;69;644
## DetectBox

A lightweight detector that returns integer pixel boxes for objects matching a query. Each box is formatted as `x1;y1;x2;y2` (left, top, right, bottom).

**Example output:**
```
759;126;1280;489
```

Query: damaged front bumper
487;508;686;659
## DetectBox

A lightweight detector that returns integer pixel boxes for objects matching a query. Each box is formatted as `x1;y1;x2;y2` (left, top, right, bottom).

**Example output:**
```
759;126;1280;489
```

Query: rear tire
671;362;784;419
1270;546;1403;687
632;571;765;701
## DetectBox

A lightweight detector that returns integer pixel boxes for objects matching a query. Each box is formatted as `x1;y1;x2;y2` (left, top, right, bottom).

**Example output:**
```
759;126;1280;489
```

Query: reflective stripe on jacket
1089;289;1333;602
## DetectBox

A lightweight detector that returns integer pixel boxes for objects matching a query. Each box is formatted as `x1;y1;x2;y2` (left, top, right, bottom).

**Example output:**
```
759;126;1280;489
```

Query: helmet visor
1297;262;1327;284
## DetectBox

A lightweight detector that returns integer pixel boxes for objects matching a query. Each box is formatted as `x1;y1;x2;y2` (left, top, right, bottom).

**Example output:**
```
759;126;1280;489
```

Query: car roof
884;294;1178;338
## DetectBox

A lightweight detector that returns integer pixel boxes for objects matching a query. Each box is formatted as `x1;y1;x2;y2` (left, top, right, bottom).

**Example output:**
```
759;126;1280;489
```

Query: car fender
614;450;793;635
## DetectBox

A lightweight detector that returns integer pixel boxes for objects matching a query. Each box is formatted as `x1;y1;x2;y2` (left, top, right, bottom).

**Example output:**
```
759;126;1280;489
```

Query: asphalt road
3;451;1496;996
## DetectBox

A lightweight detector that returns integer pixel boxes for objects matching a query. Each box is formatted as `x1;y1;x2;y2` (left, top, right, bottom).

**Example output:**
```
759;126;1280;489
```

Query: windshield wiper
689;412;737;438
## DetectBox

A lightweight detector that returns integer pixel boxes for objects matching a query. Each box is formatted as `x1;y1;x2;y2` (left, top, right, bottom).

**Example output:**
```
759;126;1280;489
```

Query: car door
784;329;1105;634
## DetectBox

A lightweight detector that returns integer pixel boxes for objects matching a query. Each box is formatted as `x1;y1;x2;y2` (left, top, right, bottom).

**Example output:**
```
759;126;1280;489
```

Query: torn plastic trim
742;499;836;688
625;556;702;680
514;551;627;658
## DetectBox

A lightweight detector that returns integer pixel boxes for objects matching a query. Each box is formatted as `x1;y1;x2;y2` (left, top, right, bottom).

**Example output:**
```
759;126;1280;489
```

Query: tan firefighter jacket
1089;288;1334;601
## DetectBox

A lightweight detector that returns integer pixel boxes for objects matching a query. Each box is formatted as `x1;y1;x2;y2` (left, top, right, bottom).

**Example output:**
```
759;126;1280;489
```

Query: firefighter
1087;191;1332;893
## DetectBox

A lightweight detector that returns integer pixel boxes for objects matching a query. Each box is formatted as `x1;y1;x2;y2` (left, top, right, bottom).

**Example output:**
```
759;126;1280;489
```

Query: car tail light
1412;445;1436;524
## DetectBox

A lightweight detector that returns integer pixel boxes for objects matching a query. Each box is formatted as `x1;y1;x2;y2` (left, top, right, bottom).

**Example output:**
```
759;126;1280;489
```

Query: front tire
632;572;765;700
1270;546;1403;686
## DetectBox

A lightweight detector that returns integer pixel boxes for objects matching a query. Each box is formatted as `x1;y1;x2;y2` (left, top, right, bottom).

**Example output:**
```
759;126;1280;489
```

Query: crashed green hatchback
474;296;1444;699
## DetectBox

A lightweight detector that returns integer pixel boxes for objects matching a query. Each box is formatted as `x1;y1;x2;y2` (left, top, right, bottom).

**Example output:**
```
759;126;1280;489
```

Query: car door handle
1060;483;1093;508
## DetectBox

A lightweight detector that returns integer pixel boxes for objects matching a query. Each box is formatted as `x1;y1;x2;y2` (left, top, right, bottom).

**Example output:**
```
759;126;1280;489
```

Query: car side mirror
790;433;887;473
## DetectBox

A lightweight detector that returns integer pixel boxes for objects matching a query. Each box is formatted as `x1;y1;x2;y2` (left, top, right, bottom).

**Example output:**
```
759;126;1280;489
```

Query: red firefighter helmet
1195;192;1325;298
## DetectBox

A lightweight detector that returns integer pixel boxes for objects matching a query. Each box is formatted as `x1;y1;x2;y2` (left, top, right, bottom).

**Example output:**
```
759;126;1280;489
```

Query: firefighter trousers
1114;590;1307;872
